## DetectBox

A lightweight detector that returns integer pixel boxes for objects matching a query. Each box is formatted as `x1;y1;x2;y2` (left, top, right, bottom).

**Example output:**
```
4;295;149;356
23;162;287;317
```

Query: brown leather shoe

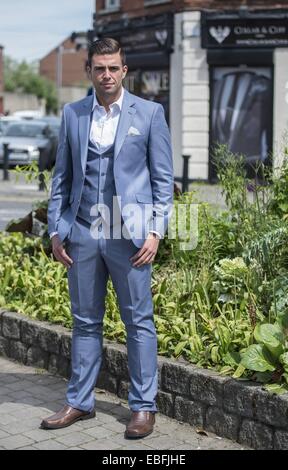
40;405;95;430
125;411;155;439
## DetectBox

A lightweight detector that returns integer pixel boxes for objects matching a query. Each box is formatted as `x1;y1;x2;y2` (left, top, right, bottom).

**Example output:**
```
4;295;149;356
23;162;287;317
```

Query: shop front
170;8;288;183
201;9;288;181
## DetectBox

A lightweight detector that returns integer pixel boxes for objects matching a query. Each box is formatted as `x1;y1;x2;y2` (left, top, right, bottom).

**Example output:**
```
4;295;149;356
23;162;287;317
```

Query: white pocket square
127;126;142;136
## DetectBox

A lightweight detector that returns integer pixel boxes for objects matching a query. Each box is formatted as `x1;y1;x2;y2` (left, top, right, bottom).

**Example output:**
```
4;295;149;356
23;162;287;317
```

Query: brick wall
96;0;288;23
96;0;182;23
183;0;288;8
39;38;89;87
0;47;3;93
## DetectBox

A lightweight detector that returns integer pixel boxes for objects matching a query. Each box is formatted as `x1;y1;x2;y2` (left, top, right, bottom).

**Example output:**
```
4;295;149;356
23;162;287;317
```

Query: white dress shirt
90;87;124;152
50;87;160;240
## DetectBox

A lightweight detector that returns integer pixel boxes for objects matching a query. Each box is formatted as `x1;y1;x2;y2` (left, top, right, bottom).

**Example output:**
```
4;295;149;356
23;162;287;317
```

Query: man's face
88;52;128;100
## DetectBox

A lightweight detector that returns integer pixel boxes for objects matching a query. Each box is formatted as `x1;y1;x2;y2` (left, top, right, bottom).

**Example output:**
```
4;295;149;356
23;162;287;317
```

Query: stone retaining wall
1;309;288;449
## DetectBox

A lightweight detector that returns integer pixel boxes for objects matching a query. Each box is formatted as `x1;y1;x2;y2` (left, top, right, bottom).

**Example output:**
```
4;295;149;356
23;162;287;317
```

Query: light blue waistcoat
77;139;117;227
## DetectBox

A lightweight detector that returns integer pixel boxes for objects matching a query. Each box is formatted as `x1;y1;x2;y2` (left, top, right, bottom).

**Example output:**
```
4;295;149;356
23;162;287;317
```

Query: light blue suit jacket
47;89;174;247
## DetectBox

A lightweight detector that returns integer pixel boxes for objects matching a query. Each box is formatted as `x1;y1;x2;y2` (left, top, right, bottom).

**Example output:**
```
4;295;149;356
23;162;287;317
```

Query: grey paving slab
23;429;57;442
55;431;95;447
0;429;10;439
80;415;116;428
119;443;153;451
0;413;18;426
9;390;33;401
17;446;39;450
103;420;127;433
33;440;68;450
0;357;249;450
65;447;85;450
46;423;86;437
0;434;35;450
5;380;34;391
82;425;117;440
0;387;14;396
142;436;185;450
14;397;45;407
9;407;47;419
80;439;123;450
4;418;41;436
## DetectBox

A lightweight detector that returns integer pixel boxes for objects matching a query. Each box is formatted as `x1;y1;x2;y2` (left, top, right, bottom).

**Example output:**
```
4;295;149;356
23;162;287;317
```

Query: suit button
101;172;105;176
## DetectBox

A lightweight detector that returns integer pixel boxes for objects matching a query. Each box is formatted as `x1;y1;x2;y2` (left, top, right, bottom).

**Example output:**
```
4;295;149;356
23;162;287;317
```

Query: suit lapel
78;90;136;170
114;90;136;161
79;95;93;173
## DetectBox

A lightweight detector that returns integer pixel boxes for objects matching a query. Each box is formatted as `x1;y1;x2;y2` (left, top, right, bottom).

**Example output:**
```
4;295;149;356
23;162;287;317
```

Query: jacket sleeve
148;104;174;237
47;105;73;235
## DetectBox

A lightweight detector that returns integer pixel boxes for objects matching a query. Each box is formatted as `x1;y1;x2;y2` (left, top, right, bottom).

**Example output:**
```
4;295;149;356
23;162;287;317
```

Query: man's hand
130;233;160;267
51;234;73;269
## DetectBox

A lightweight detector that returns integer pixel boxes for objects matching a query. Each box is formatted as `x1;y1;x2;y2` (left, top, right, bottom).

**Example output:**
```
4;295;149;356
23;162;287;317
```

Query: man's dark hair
87;38;126;67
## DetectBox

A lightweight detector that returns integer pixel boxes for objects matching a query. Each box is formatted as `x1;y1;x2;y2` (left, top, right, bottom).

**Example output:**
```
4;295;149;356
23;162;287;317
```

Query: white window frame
105;0;120;10
144;0;171;5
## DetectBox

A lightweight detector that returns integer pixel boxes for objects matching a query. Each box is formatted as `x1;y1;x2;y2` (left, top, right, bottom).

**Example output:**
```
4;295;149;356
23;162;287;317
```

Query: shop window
144;0;171;5
124;69;170;122
209;66;273;181
105;0;120;10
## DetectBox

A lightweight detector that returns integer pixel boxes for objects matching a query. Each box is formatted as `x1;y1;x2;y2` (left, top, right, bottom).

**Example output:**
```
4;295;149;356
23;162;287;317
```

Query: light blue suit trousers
65;218;158;412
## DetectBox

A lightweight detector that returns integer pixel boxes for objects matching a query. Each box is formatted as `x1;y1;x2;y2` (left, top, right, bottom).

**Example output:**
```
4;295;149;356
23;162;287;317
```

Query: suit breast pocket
125;135;147;146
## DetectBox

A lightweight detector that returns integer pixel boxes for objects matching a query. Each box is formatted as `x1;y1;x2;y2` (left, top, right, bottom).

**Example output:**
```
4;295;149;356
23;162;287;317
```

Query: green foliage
0;233;71;326
4;56;58;114
13;161;52;196
268;145;288;218
239;322;288;394
213;145;249;215
213;257;249;304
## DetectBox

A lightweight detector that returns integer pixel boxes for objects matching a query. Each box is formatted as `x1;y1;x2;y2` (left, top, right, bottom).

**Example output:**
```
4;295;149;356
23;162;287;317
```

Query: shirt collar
92;87;124;113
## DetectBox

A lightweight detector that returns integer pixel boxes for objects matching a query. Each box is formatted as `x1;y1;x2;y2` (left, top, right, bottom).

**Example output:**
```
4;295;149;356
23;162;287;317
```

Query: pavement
0;171;46;231
0;357;248;450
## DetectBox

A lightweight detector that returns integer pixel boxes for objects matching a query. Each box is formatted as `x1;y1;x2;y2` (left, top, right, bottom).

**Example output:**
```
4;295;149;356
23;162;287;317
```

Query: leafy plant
268;144;288;218
237;322;288;394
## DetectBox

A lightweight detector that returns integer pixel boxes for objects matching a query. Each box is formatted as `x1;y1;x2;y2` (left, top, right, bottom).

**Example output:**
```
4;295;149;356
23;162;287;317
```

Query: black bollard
3;143;10;181
182;154;191;193
38;147;46;191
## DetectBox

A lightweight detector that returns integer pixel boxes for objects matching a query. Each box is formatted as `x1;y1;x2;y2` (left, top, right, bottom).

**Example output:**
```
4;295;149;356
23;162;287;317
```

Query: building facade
39;36;90;110
94;1;288;181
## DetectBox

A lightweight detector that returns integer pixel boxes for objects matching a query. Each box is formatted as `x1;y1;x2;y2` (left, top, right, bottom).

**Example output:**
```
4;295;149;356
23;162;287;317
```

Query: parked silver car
0;120;57;168
0;116;22;136
40;116;61;136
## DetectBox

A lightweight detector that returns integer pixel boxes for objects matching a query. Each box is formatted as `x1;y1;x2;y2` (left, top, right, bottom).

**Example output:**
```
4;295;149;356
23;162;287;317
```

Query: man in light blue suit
41;38;173;438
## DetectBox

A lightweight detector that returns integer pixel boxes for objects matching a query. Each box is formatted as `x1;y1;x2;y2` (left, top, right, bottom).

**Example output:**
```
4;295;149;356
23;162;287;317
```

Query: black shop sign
201;15;288;48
